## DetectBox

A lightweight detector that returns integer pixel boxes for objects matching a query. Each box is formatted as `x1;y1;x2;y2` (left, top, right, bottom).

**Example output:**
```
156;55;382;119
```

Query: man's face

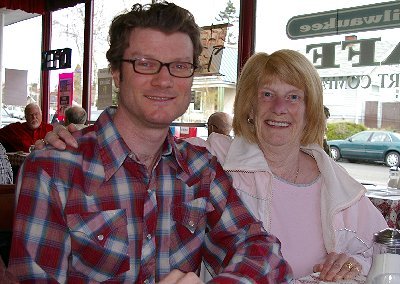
113;28;194;129
25;106;42;130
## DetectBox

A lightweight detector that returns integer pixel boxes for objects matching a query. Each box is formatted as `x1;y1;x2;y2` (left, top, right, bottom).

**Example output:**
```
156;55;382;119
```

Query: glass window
352;131;372;142
50;4;85;123
256;0;400;130
2;15;42;126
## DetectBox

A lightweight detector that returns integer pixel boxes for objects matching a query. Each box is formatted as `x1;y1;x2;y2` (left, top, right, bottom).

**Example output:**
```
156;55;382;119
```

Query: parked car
328;130;400;167
1;107;24;128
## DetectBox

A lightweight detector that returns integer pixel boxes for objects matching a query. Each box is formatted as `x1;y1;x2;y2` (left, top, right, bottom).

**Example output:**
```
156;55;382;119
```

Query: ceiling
0;8;39;26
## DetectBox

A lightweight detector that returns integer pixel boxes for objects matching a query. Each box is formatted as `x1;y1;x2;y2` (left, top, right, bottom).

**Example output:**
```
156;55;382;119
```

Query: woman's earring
247;118;254;124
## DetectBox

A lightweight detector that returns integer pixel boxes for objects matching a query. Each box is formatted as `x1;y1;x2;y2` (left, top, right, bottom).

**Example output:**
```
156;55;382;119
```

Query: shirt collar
94;107;188;180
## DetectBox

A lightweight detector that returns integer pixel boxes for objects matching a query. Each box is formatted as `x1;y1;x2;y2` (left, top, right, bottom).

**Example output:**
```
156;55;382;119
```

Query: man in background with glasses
7;2;292;283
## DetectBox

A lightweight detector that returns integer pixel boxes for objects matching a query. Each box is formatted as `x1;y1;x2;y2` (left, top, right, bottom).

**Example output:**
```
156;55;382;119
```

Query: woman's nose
271;96;288;114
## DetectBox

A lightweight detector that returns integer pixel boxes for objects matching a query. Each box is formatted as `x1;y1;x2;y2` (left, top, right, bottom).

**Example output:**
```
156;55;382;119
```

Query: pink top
271;175;326;279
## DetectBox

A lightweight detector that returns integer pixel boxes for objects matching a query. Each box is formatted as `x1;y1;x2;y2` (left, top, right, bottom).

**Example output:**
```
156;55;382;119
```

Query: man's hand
34;124;79;150
313;252;362;282
157;270;203;284
0;257;18;283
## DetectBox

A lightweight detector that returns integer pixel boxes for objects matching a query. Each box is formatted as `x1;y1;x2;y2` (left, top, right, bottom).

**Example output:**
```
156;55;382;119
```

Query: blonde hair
233;49;325;147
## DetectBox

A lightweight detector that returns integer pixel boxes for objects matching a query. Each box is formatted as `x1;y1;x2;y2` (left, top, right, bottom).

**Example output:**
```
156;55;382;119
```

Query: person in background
323;105;332;157
8;3;292;283
0;103;53;152
64;106;87;130
207;111;233;137
0;143;13;184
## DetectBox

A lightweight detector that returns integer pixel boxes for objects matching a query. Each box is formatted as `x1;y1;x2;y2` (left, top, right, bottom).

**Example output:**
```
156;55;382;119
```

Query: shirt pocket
170;198;212;271
172;197;212;235
66;209;130;282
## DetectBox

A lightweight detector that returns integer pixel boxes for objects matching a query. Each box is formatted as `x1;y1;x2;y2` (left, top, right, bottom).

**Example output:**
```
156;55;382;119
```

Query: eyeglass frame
206;123;219;130
121;57;197;78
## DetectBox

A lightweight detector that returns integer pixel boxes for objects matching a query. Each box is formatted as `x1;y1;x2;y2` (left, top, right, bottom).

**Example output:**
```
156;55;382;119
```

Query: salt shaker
387;166;399;189
366;228;400;283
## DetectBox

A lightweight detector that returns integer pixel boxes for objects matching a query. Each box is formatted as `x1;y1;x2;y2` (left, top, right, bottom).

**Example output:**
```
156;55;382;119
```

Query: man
8;3;292;283
0;103;53;152
64;106;87;130
323;105;332;157
207;112;233;136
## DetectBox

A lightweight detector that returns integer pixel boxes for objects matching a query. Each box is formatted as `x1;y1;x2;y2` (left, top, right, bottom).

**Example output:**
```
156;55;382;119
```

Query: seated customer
207;112;233;137
64;106;87;130
0;103;53;152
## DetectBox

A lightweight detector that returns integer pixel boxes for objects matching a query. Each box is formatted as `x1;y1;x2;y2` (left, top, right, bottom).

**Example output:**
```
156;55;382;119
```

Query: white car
1;107;24;128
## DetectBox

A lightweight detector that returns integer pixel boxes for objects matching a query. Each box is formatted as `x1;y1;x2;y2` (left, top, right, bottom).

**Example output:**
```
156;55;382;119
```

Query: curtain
0;0;86;14
0;0;46;14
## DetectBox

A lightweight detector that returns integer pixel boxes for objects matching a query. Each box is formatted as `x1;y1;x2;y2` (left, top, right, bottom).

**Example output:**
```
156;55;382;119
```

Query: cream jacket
187;133;388;275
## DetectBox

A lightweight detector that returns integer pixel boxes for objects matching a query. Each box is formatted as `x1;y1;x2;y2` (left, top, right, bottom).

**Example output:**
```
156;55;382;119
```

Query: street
337;160;389;186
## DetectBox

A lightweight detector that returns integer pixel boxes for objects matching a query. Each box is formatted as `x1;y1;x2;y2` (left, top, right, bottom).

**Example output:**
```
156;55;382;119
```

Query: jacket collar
223;136;269;172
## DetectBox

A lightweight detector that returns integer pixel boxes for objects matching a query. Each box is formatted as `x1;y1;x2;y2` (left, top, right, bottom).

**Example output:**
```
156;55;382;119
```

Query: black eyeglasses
121;58;196;78
205;123;219;130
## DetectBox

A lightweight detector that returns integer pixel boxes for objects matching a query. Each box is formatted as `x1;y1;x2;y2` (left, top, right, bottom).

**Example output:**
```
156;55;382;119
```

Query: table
6;152;28;167
364;184;400;229
6;152;28;181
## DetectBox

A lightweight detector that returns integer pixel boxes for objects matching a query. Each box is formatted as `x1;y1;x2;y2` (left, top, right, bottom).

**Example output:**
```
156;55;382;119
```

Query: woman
202;50;387;281
39;49;387;281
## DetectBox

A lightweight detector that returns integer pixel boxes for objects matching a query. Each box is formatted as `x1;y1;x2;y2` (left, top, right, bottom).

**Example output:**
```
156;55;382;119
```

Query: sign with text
57;73;74;121
97;68;113;110
287;1;400;39
196;23;228;76
4;68;28;105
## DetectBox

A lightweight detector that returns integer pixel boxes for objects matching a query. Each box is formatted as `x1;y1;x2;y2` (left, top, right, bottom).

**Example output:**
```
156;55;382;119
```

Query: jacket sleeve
334;195;388;275
203;156;294;283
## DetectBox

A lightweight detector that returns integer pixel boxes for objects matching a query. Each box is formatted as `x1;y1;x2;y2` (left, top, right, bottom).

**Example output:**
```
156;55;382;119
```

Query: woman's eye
262;91;273;98
288;94;301;102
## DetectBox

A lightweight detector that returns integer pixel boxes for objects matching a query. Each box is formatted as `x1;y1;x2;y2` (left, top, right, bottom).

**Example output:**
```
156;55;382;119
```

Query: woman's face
253;78;306;148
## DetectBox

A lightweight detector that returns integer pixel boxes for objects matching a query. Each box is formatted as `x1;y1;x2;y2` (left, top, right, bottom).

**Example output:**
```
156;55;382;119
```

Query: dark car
328;130;400;167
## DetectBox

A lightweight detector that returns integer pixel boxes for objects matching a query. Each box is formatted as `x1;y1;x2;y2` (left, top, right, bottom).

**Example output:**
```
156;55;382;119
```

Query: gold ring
41;139;48;145
345;262;354;271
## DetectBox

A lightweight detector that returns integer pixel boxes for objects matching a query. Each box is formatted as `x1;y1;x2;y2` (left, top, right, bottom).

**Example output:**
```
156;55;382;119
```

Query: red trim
0;0;46;14
238;0;256;74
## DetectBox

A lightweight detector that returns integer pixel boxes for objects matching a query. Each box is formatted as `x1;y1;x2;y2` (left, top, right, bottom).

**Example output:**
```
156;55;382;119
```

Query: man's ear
112;70;120;88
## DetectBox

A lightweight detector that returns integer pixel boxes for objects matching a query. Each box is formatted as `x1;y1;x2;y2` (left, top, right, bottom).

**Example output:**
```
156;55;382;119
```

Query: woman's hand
34;124;79;150
313;252;362;281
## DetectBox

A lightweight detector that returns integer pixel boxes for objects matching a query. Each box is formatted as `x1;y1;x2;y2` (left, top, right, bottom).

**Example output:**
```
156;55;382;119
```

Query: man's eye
263;91;272;97
172;63;190;70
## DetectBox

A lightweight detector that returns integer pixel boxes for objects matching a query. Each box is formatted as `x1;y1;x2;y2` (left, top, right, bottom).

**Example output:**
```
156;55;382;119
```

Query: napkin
297;272;366;283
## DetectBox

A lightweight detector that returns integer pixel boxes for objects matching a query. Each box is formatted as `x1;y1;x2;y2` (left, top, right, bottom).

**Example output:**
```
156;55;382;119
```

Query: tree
215;0;239;45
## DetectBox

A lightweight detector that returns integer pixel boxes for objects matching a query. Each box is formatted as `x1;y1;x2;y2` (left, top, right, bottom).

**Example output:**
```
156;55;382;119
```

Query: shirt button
147;188;152;193
97;234;104;241
188;220;194;227
147;234;152;240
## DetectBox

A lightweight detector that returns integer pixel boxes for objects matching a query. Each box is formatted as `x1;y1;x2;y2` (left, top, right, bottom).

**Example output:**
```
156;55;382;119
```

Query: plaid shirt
9;107;293;283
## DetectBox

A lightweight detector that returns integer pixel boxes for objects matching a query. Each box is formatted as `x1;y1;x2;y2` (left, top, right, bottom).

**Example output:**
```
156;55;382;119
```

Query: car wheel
385;151;400;167
330;146;340;161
